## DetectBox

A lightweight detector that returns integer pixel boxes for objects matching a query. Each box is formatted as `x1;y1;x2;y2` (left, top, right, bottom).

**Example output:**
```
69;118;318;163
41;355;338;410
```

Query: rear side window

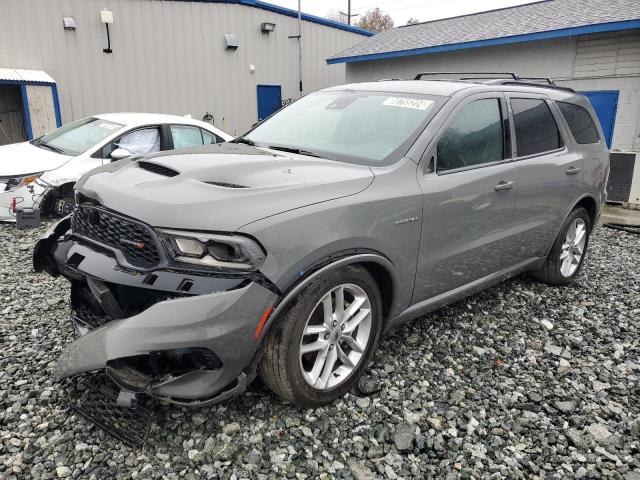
511;98;563;157
171;125;204;149
437;98;504;172
557;102;600;144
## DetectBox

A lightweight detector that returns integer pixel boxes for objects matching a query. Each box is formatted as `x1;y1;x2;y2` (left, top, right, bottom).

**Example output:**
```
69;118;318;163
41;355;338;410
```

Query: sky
267;0;543;27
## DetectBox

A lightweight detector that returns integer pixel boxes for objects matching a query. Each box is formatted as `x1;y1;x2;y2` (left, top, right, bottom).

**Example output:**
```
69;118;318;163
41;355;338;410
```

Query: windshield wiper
266;145;329;159
32;140;65;154
233;138;256;146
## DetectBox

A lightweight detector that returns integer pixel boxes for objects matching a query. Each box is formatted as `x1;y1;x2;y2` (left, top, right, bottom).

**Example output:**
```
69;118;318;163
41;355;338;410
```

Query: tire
259;265;382;407
531;207;591;286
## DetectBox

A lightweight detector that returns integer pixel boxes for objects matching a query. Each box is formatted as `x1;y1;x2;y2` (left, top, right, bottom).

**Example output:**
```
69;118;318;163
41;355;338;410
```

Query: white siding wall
0;0;366;135
345;30;640;151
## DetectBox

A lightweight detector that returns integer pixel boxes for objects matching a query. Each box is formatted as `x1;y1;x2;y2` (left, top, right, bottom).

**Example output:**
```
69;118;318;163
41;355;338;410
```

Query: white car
0;113;232;222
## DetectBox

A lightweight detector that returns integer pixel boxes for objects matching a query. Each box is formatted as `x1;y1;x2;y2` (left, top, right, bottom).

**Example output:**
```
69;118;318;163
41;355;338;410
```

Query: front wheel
259;266;382;407
531;207;591;285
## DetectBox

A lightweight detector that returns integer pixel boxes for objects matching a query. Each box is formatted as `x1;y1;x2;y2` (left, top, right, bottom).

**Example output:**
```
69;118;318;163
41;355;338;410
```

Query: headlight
1;172;42;191
159;229;266;271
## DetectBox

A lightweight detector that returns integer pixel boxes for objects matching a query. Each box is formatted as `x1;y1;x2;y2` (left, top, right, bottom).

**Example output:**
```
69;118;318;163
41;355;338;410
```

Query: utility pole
298;0;303;96
289;0;303;97
339;0;359;26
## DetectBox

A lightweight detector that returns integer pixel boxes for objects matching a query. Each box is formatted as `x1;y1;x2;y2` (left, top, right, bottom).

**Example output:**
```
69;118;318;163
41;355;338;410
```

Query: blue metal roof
327;0;640;64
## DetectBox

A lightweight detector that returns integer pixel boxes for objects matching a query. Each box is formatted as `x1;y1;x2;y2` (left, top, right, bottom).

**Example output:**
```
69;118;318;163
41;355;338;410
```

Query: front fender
255;253;398;341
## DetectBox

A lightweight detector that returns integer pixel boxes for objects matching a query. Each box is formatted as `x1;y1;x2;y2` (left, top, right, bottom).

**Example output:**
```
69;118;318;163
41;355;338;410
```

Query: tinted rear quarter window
511;98;563;157
557;102;600;144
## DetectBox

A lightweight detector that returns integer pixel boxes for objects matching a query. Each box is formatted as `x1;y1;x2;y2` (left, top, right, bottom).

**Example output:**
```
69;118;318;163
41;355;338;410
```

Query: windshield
32;117;124;156
244;90;446;166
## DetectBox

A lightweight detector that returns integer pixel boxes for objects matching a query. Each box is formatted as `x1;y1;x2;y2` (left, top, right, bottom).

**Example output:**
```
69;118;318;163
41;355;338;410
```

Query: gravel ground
1;221;639;480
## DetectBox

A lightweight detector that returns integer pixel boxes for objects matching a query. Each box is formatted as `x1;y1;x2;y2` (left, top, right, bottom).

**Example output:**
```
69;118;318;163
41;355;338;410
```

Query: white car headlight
1;172;42;191
159;229;266;271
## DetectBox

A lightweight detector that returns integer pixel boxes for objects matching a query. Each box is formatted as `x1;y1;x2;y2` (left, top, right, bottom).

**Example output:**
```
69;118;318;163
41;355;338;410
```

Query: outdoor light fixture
260;22;276;33
100;9;114;54
62;16;76;30
224;33;238;50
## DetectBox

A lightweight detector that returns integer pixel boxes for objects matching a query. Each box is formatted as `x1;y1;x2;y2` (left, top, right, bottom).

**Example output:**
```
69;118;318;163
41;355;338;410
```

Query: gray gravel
1;221;638;479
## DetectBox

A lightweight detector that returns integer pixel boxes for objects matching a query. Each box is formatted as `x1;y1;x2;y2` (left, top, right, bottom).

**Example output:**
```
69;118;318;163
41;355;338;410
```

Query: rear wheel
531;207;591;285
259;266;382;407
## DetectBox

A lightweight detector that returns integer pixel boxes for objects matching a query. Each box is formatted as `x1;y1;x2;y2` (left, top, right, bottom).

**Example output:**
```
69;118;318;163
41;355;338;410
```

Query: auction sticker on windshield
96;122;122;131
382;97;434;110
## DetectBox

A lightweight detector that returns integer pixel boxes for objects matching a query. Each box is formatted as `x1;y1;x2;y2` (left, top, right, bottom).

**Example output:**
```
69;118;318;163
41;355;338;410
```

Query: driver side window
437;98;504;173
98;127;161;159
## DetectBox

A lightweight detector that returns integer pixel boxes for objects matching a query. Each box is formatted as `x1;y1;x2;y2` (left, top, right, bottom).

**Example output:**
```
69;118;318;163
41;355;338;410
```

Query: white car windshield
32;117;124;156
244;90;446;166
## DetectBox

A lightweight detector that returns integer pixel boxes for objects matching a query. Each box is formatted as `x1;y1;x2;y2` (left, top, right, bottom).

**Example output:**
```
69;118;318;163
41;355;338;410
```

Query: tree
358;8;394;32
406;17;420;25
326;9;346;24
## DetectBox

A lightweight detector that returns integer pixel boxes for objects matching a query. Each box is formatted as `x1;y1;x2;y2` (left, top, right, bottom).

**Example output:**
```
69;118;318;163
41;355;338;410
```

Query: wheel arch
544;194;599;257
258;252;399;341
574;195;598;231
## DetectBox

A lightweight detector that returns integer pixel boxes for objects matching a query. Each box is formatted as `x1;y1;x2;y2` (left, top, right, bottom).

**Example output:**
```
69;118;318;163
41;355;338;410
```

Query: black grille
138;161;179;177
71;205;161;268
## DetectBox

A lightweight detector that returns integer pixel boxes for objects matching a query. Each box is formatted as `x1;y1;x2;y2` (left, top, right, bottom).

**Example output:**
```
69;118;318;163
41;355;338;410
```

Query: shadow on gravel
1;224;639;479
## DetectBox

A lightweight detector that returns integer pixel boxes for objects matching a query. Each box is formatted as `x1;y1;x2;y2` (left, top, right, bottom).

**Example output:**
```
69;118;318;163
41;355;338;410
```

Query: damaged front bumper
34;215;278;405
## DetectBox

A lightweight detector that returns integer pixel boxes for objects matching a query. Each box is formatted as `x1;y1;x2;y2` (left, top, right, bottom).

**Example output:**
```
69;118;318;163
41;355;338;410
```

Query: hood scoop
206;181;249;189
138;161;179;177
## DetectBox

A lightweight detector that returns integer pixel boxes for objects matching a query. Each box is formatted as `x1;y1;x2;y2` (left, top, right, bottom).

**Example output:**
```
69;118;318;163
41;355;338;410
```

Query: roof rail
488;79;576;93
414;71;521;80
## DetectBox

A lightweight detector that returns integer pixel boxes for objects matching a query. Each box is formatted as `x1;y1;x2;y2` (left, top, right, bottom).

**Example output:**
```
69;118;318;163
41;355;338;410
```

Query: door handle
566;166;581;175
494;181;514;191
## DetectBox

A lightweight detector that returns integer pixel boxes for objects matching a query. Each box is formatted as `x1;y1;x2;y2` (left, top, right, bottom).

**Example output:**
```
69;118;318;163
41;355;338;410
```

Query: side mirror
110;148;131;160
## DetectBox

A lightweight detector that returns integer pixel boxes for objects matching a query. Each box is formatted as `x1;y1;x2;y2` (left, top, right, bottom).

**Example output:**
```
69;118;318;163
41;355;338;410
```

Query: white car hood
0;141;73;176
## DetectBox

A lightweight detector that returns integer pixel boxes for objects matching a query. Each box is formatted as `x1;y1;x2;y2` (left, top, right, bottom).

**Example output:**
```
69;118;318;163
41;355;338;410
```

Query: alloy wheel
299;283;372;390
559;218;587;277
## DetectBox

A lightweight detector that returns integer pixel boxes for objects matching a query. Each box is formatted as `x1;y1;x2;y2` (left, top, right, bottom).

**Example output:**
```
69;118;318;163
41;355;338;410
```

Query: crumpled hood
0;141;73;176
77;143;374;231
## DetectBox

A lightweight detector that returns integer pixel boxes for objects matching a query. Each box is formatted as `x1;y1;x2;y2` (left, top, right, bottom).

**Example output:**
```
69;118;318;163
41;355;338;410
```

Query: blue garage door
579;90;619;148
257;85;282;122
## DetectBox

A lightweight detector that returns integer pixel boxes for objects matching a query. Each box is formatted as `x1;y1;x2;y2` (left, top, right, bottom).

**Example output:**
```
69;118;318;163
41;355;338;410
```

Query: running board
390;257;543;327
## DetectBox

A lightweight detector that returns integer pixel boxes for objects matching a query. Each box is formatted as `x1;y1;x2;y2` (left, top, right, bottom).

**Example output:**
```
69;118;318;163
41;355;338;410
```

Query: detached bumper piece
67;372;153;448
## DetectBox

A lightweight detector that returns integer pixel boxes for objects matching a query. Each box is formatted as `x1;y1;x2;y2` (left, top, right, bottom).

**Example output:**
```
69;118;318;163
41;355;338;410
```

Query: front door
579;90;618;148
414;94;517;302
257;85;282;122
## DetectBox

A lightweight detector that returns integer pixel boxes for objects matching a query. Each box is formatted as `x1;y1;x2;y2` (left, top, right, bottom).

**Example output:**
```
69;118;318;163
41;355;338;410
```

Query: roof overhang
198;0;373;36
327;19;640;64
0;68;56;85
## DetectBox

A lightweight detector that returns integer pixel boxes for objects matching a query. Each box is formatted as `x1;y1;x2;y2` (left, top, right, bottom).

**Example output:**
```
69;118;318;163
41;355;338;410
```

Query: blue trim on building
51;84;62;128
327;19;640;64
19;85;33;140
0;79;56;86
196;0;372;36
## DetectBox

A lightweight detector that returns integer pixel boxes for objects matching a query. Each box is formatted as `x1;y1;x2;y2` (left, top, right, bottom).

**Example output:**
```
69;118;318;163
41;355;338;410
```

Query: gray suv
34;75;609;407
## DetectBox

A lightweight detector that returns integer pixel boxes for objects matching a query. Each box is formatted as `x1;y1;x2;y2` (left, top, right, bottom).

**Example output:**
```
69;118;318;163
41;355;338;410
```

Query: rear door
413;93;517;302
506;94;582;259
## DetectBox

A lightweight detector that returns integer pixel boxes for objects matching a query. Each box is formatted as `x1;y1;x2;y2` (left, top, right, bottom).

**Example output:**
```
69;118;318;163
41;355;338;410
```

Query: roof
0;68;56;84
328;0;640;64
322;79;584;100
323;80;474;97
195;0;373;36
94;113;233;139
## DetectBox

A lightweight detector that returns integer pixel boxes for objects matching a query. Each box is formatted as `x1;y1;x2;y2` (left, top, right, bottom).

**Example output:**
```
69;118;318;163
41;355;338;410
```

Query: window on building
557;102;600;144
437;98;504;172
511;98;563;157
